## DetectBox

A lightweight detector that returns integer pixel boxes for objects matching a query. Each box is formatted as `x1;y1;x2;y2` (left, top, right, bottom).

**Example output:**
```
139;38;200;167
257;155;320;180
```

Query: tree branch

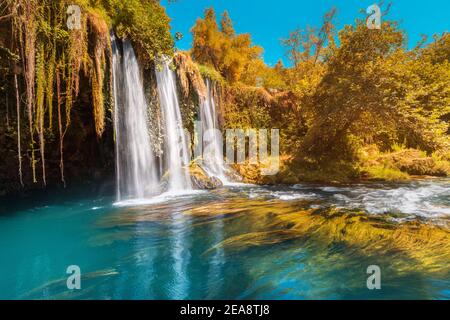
0;12;13;21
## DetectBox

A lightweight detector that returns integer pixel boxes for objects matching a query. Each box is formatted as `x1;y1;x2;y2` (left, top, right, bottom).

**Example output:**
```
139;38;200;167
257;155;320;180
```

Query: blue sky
161;0;450;66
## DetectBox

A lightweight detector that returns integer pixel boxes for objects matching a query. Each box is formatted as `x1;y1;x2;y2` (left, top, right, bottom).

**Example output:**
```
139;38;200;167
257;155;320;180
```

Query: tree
220;10;235;38
191;8;262;82
106;0;174;64
191;8;222;70
300;19;408;163
281;8;336;67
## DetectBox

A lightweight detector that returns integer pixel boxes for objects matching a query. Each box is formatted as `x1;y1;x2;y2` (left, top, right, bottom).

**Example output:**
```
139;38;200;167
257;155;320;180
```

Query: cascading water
199;79;230;184
112;35;160;200
112;38;228;199
155;60;192;192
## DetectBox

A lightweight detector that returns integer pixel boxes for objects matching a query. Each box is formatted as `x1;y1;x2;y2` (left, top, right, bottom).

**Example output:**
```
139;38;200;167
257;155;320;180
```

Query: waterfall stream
199;79;230;184
155;59;192;193
112;36;160;200
112;37;233;201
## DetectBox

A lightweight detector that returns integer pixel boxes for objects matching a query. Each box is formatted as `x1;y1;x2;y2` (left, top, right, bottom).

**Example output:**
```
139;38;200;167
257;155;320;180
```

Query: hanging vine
56;66;65;187
14;74;23;187
88;11;109;138
15;0;37;183
35;41;46;185
2;0;173;189
5;0;113;187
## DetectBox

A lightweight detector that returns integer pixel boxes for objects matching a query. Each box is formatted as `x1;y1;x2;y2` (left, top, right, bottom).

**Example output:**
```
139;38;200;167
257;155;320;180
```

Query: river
0;179;448;299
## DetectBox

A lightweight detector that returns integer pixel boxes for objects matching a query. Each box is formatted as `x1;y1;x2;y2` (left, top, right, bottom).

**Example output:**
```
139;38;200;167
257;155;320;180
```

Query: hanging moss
2;0;174;190
15;0;38;183
46;44;56;131
35;41;46;185
65;7;88;132
173;51;207;99
88;10;110;138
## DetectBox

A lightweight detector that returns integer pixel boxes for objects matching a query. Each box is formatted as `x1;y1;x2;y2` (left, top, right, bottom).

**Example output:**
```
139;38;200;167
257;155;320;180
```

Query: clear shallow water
0;179;449;300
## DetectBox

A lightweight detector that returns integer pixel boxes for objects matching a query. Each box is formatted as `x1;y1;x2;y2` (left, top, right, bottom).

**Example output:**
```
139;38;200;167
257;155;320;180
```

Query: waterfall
155;60;192;192
200;79;230;184
112;36;229;201
112;35;160;200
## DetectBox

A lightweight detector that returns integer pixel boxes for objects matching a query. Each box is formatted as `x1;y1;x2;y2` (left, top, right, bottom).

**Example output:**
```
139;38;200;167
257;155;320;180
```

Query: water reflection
130;219;157;298
169;211;191;299
206;216;225;299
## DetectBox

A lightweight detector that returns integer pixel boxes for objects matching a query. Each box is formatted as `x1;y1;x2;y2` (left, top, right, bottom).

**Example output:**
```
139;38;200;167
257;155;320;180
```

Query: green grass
198;64;225;84
364;165;410;181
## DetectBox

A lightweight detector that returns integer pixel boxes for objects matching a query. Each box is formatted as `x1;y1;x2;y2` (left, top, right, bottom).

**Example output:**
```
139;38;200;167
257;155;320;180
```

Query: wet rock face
208;176;224;189
160;163;224;190
189;163;223;189
191;171;224;190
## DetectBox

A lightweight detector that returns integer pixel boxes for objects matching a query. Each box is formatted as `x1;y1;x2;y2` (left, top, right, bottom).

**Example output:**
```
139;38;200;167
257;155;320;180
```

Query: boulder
189;163;223;189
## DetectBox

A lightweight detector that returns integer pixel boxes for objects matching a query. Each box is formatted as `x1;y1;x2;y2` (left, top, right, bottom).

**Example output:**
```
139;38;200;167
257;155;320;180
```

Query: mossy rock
362;147;450;179
189;163;223;189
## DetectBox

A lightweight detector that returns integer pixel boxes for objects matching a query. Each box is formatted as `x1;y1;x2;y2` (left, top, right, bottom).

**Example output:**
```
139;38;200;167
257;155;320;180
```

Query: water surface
0;179;449;299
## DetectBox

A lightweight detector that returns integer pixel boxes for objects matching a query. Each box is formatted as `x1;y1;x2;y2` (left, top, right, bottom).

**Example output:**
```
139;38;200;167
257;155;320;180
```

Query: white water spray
155;60;192;192
112;36;160;200
199;79;231;184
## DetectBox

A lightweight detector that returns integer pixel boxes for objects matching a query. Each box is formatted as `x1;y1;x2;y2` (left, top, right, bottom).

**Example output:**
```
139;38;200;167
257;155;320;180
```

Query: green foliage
210;5;449;182
300;19;407;162
104;0;174;65
364;166;410;181
296;17;449;168
359;145;449;179
198;64;224;85
0;0;174;188
223;85;273;129
2;1;449;187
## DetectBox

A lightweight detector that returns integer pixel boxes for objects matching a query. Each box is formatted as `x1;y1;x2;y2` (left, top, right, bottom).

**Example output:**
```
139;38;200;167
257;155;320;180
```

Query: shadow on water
0;180;115;217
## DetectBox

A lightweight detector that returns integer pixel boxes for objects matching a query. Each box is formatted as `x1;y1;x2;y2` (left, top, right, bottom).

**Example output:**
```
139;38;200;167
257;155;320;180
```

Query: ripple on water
2;179;448;299
272;192;318;201
334;181;450;219
288;179;450;221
